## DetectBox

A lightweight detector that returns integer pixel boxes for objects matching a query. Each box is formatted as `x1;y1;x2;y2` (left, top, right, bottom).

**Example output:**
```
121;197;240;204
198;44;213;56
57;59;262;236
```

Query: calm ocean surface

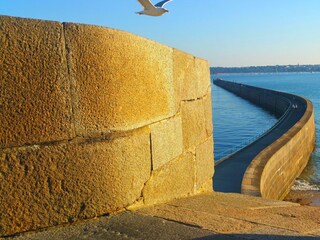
211;72;320;190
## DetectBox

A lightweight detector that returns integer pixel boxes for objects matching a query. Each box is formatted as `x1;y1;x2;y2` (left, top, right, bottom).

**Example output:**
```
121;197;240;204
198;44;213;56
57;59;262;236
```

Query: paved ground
4;192;320;240
213;81;306;193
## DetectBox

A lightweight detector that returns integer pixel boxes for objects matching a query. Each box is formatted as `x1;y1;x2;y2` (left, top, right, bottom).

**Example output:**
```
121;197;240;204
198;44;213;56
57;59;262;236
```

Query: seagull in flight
136;0;173;16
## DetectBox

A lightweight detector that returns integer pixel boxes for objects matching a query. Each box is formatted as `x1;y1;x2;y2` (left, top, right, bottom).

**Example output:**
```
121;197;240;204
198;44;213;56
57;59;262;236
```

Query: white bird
136;0;173;16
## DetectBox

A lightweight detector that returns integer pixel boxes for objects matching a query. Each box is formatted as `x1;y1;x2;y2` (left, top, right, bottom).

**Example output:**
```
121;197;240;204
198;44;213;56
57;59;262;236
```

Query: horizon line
211;63;320;68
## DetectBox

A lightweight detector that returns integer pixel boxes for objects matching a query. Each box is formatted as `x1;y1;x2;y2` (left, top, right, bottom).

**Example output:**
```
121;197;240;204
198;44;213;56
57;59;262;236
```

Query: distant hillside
210;64;320;74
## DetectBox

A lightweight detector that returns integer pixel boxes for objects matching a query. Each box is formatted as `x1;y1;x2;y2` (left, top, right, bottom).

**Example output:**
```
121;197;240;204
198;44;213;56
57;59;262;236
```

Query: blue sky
1;0;320;67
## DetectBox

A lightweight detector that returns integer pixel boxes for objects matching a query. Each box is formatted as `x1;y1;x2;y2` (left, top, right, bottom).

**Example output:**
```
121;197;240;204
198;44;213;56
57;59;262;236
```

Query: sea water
211;72;320;190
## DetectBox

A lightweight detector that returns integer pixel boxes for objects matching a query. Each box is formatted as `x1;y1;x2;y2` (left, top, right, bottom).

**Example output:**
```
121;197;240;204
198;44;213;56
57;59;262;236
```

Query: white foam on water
292;179;320;191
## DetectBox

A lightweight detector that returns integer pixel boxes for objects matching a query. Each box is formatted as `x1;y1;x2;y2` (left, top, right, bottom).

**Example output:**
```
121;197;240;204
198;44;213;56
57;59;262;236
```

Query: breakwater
213;79;316;200
0;16;213;237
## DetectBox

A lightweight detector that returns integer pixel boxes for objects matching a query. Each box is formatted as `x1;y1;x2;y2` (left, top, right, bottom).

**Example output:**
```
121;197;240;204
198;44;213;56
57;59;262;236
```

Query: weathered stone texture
0;16;74;148
181;100;207;150
173;50;210;101
0;129;151;236
195;58;211;98
203;90;213;138
64;23;175;137
150;116;183;170
195;137;214;192
260;115;315;200
173;49;210;100
143;152;195;205
173;49;195;101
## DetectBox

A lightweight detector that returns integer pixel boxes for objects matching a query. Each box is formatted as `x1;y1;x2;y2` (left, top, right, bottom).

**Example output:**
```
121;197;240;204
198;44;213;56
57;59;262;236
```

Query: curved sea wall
0;16;214;236
214;79;315;200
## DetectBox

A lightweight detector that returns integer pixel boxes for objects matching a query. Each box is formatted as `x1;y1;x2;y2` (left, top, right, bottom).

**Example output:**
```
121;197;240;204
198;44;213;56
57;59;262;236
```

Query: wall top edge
213;79;310;102
0;15;207;62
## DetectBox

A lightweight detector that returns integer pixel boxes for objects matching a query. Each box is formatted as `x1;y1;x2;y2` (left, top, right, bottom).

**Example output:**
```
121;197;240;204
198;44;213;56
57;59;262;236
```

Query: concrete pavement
4;192;320;240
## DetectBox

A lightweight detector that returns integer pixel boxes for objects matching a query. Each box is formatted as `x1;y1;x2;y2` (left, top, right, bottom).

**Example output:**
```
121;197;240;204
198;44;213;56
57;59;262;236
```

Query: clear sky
1;0;320;67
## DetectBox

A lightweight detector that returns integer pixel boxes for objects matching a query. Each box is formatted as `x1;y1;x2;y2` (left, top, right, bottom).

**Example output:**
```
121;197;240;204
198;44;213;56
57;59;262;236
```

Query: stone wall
0;16;214;236
243;100;315;200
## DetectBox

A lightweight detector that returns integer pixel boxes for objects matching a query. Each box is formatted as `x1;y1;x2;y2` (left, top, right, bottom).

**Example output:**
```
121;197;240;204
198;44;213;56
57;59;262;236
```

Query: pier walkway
213;80;307;193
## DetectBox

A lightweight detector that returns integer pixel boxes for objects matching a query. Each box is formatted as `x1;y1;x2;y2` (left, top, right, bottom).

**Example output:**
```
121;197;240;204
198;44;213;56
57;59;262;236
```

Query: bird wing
155;0;172;8
137;0;156;9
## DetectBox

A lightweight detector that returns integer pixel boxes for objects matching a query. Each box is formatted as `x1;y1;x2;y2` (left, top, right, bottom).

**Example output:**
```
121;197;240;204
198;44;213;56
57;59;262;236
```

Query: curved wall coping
242;97;315;199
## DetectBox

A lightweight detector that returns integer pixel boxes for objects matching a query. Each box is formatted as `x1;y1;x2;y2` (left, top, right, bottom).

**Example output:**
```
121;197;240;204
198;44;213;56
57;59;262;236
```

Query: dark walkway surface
213;80;307;193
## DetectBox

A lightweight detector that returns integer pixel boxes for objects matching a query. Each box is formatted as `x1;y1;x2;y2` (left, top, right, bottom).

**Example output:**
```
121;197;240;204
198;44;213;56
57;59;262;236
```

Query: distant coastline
210;64;320;74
